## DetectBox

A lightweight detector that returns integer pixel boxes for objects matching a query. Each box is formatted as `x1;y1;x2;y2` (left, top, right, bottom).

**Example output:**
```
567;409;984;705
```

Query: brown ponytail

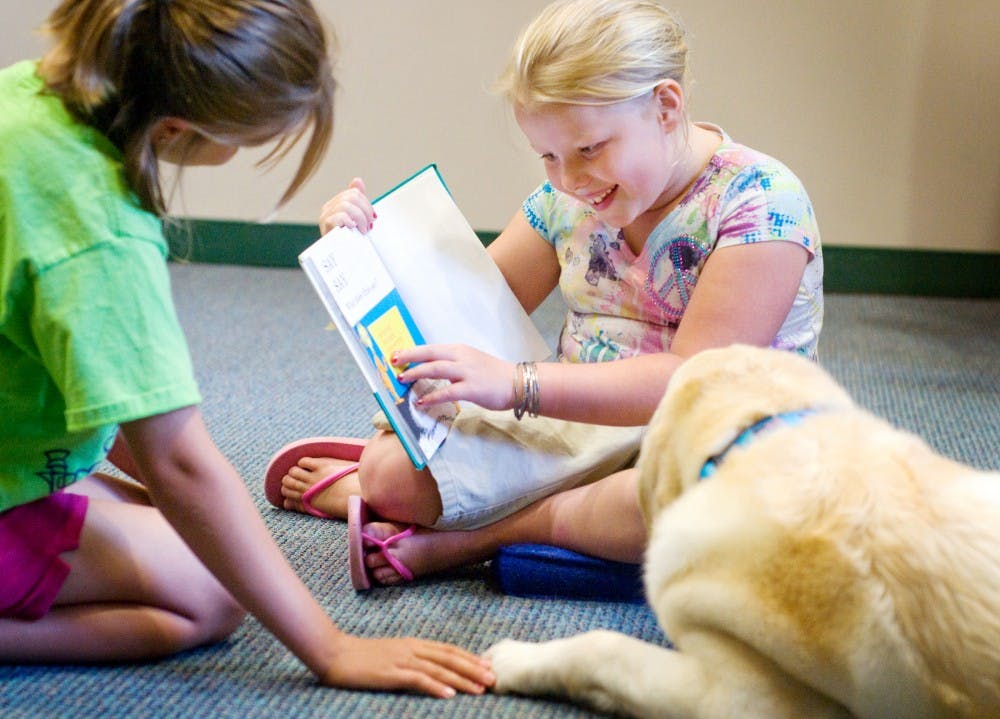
39;0;336;216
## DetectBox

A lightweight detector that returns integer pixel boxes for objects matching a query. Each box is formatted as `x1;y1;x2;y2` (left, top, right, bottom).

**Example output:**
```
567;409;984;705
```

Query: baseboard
165;219;999;298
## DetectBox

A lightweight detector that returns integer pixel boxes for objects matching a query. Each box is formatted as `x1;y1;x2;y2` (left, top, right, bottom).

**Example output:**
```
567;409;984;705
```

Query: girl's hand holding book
320;177;375;234
395;344;517;411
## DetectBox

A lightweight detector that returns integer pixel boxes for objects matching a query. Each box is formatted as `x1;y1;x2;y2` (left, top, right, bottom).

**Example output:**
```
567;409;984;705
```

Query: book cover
299;164;550;469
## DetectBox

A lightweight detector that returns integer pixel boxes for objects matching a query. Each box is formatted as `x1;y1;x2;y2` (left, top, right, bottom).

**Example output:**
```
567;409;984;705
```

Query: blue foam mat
492;543;645;604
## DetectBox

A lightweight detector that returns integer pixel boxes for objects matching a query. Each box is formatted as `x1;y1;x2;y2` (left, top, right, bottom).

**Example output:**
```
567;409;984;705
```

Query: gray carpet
2;263;997;718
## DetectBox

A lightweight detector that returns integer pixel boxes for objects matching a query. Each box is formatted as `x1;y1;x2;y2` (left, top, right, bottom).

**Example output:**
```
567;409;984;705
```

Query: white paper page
302;228;395;326
368;167;551;362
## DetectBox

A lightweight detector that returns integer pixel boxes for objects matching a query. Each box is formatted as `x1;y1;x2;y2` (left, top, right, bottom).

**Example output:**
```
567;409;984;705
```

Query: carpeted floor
2;263;997;718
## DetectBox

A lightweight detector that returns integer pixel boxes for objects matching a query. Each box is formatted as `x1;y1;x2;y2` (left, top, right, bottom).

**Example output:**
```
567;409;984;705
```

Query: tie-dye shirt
522;125;823;364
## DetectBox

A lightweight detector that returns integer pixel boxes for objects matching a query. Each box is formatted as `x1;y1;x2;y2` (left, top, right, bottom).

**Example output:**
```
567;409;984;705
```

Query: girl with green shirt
0;0;492;698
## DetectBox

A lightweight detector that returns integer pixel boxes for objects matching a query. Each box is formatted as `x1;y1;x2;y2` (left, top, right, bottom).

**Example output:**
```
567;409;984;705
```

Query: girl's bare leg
0;474;245;663
278;431;444;527
361;468;645;586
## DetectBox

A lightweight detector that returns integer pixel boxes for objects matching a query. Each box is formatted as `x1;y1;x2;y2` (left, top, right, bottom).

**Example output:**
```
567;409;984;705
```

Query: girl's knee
358;436;443;525
171;561;245;647
187;583;245;647
159;596;244;656
203;592;246;644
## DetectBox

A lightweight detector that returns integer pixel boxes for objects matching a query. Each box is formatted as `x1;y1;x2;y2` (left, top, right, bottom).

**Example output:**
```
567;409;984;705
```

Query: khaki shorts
378;404;644;530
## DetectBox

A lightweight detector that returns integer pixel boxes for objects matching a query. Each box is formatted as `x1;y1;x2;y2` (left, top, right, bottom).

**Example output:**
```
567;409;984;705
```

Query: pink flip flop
263;436;367;518
347;494;416;590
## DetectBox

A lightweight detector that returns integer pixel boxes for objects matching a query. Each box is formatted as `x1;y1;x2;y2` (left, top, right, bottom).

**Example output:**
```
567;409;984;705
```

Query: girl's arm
670;242;810;354
105;430;142;479
485;210;561;314
398;240;809;426
531;240;809;423
119;406;493;696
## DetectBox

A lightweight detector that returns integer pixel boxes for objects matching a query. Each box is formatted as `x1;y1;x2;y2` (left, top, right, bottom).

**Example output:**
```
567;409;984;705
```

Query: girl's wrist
294;620;351;683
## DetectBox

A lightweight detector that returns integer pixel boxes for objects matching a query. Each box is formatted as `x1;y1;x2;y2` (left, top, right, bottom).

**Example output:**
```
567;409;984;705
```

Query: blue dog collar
699;409;818;480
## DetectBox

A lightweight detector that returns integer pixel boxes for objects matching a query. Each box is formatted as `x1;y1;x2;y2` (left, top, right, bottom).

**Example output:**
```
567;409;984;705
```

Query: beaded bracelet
513;361;540;420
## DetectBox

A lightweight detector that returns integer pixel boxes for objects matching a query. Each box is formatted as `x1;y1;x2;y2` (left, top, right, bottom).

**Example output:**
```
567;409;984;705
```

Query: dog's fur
486;345;1000;718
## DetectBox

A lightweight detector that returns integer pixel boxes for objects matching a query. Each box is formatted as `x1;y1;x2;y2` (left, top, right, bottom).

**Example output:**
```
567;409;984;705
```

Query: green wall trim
166;219;318;269
820;246;997;298
166;219;998;298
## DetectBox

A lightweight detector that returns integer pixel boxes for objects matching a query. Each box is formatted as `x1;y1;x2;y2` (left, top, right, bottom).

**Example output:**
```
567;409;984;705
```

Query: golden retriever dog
486;344;1000;718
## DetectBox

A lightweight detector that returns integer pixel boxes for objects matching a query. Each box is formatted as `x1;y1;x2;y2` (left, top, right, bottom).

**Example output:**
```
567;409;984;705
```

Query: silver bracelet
513;361;540;420
512;362;526;419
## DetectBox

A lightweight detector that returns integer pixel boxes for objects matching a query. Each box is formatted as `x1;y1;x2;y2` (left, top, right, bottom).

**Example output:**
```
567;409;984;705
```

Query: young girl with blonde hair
0;0;493;697
268;0;823;589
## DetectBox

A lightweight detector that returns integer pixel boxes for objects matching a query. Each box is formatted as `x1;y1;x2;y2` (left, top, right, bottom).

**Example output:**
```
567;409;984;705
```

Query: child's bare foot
360;521;496;586
281;456;360;519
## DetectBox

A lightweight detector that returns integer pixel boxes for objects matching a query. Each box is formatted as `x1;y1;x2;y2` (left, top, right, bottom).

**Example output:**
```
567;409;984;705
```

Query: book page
368;166;551;363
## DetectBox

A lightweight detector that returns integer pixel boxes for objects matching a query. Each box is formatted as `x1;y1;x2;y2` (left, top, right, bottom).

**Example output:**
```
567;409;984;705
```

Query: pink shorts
0;492;88;620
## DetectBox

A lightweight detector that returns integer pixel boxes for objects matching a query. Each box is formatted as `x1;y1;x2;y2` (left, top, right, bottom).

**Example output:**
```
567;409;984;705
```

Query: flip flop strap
300;463;358;518
361;526;416;581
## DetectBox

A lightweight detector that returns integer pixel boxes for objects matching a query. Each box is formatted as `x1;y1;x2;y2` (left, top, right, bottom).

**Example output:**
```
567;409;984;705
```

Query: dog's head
636;344;855;528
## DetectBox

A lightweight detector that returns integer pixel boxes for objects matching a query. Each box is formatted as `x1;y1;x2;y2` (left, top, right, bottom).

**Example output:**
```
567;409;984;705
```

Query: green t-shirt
0;61;202;511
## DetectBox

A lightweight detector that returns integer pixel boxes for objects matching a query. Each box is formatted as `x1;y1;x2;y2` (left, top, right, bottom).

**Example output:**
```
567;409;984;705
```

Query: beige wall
4;1;998;251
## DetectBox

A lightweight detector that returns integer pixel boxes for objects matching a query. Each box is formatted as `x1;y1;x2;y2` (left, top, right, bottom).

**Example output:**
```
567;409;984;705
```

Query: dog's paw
485;638;563;696
488;632;654;716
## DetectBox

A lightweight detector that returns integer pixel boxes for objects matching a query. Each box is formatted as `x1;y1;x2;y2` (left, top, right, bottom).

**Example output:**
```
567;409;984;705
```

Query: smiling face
515;83;688;230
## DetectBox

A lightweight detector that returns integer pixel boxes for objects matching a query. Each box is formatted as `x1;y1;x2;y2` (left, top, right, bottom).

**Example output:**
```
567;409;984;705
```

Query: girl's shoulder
698;124;808;198
1;60;116;169
1;64;163;271
0;60;43;96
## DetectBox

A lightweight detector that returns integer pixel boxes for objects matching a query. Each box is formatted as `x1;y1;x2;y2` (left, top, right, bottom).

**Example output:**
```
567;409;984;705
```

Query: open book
299;164;551;469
